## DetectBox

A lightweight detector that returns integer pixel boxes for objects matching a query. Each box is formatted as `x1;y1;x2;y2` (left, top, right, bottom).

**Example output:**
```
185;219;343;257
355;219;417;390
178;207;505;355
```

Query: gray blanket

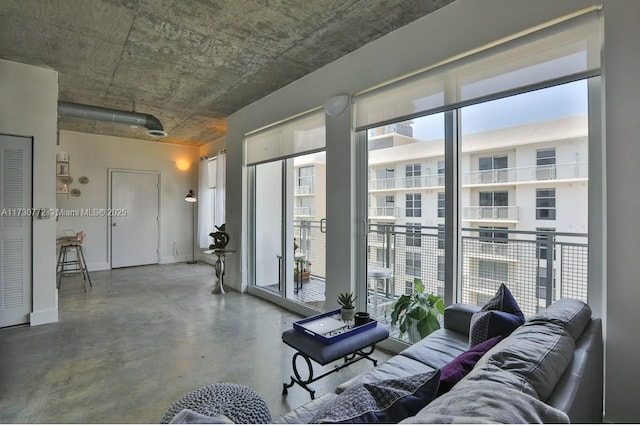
400;380;570;424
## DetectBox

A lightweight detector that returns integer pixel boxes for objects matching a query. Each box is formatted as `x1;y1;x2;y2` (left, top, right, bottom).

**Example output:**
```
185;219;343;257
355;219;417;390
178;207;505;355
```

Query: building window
478;260;508;282
437;192;445;218
536;148;556;180
295;197;314;216
406;193;422;217
405;252;421;277
538;266;548;299
437;255;445;282
376;248;385;264
479;191;508;207
375;194;395;217
536;227;556;260
536;188;556;220
437;224;445;250
405;280;414;294
376;167;395;189
479;190;508;219
437;160;445;186
406;163;421;188
406;223;422;247
297;165;315;193
479;154;508;183
479;226;508;243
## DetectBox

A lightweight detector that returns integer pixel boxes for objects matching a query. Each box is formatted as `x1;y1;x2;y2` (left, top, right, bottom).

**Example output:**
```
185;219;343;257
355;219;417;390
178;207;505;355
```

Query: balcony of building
368;206;400;220
462;161;587;187
293;207;315;217
294;184;316;195
463;206;519;223
369;174;444;192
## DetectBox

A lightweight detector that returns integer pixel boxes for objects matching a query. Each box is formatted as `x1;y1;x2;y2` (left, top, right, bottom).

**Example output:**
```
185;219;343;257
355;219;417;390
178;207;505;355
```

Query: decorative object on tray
386;278;445;343
338;291;357;321
293;308;377;344
354;311;371;326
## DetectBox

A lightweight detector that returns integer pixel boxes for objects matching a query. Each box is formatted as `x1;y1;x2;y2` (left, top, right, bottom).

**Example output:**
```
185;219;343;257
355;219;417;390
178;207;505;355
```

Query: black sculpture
209;224;230;249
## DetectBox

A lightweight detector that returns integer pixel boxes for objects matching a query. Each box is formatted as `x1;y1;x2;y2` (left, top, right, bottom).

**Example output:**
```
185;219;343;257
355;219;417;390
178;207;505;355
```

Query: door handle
112;222;119;226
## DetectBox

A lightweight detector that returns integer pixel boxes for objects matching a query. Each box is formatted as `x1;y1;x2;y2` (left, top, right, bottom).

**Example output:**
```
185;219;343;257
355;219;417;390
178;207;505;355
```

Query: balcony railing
463;206;519;221
287;221;588;341
369;174;444;191
463;162;587;186
368;206;400;218
294;207;315;216
295;185;315;195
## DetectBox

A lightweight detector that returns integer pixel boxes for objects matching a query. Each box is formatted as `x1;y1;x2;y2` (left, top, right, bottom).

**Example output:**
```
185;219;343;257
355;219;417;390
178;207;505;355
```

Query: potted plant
337;292;357;321
386;278;445;343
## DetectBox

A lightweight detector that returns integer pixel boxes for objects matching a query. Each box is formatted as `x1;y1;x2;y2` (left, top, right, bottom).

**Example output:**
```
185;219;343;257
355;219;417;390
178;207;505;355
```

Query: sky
412;79;589;141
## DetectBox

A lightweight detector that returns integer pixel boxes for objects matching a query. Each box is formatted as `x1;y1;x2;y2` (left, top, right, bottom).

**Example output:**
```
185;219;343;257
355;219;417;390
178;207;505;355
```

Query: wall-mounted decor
70;188;81;197
79;176;89;184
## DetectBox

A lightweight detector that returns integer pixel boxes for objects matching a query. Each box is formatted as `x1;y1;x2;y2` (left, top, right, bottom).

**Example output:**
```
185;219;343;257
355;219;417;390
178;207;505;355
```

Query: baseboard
160;255;193;264
86;262;110;272
30;308;59;326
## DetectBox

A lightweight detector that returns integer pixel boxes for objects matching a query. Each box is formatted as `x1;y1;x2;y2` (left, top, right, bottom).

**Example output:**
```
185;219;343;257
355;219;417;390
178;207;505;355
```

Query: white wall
0;59;58;326
57;131;199;269
603;0;640;422
224;0;640;421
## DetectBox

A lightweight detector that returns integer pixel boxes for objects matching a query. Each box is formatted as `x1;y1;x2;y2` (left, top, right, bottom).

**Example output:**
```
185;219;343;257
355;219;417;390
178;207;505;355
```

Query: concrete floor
0;263;391;423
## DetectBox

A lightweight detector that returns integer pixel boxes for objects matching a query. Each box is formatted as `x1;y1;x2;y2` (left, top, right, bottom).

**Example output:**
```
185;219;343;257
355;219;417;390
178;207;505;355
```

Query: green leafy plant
386;278;445;342
337;292;357;309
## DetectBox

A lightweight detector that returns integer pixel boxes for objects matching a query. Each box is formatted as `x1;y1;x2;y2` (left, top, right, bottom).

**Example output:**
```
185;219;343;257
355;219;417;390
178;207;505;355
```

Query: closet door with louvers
0;134;32;327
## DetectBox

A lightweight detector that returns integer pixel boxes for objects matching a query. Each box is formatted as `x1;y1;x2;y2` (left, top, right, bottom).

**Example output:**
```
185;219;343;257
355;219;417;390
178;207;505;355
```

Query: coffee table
281;323;389;399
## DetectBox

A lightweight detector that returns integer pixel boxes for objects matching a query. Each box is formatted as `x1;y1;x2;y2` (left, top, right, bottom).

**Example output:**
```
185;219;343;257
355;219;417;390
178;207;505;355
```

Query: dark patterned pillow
437;335;503;396
310;370;440;424
469;284;525;347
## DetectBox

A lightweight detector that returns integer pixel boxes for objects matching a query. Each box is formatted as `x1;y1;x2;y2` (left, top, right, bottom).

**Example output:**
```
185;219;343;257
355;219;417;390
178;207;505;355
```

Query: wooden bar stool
56;230;93;292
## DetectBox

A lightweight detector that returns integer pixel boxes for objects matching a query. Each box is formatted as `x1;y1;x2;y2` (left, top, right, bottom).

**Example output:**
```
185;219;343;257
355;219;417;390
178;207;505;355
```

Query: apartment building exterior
294;114;588;317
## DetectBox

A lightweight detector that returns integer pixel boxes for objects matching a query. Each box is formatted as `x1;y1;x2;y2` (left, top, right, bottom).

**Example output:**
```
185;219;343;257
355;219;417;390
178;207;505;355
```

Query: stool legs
57;244;92;292
77;245;93;289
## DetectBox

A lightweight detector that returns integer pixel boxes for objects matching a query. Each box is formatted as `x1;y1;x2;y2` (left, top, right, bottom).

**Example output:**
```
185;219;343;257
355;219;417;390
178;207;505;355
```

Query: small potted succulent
337;292;357;321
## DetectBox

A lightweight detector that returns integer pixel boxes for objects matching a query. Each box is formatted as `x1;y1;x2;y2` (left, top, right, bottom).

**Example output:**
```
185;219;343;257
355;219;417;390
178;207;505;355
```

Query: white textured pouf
161;383;271;424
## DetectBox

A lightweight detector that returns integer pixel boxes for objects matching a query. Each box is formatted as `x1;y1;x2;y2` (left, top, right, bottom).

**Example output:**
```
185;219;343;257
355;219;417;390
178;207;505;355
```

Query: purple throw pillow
437;335;503;396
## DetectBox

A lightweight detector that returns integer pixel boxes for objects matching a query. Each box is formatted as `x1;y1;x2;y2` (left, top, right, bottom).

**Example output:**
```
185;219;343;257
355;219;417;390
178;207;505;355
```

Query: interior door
110;170;159;268
0;134;32;327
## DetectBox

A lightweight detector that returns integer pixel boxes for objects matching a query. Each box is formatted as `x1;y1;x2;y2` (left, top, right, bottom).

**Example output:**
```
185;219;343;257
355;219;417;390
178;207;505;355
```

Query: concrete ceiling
0;0;454;146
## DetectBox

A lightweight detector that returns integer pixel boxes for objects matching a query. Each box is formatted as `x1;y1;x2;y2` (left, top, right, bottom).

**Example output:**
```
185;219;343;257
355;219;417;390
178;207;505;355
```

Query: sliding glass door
250;152;327;309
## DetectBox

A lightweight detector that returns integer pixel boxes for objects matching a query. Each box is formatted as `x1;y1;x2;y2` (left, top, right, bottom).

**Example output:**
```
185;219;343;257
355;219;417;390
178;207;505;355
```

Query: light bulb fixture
324;94;350;117
176;158;191;171
185;190;197;203
185;189;197;264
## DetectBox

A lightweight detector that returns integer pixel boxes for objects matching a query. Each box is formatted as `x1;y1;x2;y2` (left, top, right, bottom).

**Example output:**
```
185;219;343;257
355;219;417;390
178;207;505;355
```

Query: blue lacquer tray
293;309;377;344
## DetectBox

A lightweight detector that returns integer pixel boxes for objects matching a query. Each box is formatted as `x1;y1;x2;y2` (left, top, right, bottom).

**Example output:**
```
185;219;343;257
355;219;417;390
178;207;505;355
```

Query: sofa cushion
472;322;575;401
400;379;569;424
311;370;440;424
275;393;339;424
437;334;503;396
399;328;469;369
469;284;525;347
335;354;435;394
527;298;591;340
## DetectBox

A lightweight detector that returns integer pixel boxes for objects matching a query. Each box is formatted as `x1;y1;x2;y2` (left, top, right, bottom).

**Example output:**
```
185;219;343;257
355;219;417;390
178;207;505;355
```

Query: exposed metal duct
58;101;167;138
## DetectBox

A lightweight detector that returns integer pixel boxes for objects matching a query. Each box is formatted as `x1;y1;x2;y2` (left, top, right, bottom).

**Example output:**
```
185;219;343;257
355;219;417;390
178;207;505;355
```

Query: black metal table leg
282;345;378;400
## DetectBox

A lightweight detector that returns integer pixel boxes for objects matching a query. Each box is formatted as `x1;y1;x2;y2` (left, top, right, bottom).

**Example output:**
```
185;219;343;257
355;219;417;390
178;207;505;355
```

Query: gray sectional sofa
277;298;603;424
